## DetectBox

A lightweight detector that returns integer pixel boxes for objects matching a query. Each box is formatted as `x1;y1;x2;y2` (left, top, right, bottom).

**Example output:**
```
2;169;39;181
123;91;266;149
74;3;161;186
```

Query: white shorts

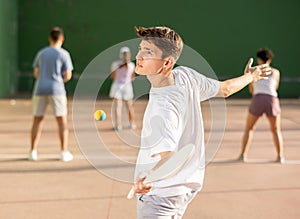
137;191;197;218
109;82;134;100
32;95;67;116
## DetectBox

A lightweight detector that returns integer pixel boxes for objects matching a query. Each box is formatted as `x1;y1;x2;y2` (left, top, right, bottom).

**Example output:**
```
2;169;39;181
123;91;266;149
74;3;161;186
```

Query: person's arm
216;58;271;98
61;51;73;83
273;69;280;90
63;70;72;83
33;67;39;79
248;83;254;94
110;71;116;80
133;151;173;195
217;74;254;97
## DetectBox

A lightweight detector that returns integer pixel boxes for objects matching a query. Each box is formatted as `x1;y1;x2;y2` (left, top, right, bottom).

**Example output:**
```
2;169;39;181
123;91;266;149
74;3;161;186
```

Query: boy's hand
132;172;153;195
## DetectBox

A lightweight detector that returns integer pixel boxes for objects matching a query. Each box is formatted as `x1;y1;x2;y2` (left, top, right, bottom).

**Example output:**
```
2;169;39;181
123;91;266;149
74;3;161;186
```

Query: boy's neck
147;70;175;88
50;41;62;48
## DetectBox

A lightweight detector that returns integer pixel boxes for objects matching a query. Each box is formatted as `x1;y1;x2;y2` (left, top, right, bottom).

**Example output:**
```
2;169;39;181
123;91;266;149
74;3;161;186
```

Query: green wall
17;0;300;97
0;0;18;98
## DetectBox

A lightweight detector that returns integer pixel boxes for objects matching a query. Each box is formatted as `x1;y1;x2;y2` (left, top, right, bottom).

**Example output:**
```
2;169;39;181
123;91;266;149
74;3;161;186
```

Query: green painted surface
14;0;300;97
0;0;18;97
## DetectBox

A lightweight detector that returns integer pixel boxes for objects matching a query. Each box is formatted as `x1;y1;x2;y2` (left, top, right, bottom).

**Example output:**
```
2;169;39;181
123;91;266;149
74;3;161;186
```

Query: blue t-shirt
32;47;73;95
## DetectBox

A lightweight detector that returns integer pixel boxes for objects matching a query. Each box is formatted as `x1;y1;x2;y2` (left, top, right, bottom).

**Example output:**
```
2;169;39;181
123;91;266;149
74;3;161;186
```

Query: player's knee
270;126;279;133
246;125;255;132
34;116;44;122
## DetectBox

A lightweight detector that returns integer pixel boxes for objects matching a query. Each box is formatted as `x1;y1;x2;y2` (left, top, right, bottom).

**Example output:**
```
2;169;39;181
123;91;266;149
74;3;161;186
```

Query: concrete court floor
0;98;299;219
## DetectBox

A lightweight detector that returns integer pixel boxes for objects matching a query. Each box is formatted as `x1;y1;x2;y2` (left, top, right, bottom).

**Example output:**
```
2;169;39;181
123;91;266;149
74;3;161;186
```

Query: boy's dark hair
256;48;274;63
134;26;183;61
49;27;64;42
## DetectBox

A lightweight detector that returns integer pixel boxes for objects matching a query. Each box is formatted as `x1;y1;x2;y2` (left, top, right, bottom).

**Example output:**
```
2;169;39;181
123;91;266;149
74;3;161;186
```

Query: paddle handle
127;187;135;199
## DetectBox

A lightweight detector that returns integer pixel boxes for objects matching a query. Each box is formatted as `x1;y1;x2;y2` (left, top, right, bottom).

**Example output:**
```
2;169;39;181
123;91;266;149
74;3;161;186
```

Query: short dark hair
134;26;183;61
256;48;274;63
49;27;64;42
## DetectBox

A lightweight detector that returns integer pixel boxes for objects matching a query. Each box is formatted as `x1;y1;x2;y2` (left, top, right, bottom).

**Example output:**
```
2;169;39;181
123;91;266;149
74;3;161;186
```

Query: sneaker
28;150;38;161
237;154;246;162
277;156;285;164
114;125;122;131
129;123;136;130
61;151;74;162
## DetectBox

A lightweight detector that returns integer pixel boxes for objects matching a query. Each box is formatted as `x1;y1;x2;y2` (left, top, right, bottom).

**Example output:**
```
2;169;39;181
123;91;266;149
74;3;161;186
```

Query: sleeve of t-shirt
191;68;220;101
149;104;182;157
111;61;120;72
61;52;74;72
32;51;41;68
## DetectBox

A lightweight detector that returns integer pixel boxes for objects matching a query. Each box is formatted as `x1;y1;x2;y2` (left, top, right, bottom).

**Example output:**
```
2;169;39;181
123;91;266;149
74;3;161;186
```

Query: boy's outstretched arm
216;58;271;98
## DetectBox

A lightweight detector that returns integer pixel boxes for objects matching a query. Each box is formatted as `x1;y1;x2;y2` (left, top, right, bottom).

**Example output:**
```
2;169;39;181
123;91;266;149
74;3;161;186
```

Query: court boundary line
0;154;299;164
0;154;136;160
212;158;300;164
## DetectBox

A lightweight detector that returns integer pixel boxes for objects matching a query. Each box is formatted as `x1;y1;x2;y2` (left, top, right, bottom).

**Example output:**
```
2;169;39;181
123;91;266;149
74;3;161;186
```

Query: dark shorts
249;93;281;117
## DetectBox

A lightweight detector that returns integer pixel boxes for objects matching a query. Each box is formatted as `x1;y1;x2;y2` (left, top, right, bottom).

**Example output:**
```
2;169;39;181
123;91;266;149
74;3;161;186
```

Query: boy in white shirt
131;26;271;218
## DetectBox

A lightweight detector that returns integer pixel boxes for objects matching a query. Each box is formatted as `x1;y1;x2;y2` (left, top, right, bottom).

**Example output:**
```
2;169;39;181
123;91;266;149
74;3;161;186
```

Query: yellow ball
94;110;106;121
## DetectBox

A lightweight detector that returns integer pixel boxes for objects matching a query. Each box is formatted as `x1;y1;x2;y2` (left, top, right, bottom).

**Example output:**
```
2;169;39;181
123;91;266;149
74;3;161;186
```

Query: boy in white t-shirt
131;26;271;218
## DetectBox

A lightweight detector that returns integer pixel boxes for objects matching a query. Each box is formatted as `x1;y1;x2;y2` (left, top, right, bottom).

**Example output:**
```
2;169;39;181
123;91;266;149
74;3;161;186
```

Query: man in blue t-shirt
29;27;74;162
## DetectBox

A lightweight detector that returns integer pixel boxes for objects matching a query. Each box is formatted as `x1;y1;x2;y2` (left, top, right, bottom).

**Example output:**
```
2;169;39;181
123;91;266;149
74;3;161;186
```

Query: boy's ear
60;36;65;43
163;56;175;69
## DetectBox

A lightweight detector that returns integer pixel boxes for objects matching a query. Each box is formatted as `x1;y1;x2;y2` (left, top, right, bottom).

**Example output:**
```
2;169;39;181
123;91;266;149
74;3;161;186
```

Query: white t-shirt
134;66;220;197
111;61;135;84
253;70;278;97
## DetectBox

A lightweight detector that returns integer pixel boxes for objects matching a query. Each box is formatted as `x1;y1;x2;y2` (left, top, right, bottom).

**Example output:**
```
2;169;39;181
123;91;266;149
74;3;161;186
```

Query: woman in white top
239;48;284;163
109;47;136;131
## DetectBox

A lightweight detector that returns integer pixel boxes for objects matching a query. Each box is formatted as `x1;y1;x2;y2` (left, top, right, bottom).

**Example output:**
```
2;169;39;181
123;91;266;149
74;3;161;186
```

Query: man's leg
56;115;73;162
51;95;73;161
31;116;44;151
30;95;47;158
55;116;69;151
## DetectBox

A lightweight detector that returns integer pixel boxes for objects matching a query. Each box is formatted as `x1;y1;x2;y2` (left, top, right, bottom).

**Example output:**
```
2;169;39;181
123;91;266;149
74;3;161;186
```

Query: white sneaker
28;150;38;161
129;123;136;130
277;156;285;164
114;125;122;131
237;154;246;162
61;151;74;162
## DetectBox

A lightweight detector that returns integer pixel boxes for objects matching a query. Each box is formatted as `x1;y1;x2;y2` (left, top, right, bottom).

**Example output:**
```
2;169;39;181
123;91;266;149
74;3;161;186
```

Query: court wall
0;0;18;97
3;0;300;97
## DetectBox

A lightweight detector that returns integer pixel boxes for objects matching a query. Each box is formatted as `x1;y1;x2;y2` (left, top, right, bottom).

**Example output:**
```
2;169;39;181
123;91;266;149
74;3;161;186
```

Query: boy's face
135;40;166;75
